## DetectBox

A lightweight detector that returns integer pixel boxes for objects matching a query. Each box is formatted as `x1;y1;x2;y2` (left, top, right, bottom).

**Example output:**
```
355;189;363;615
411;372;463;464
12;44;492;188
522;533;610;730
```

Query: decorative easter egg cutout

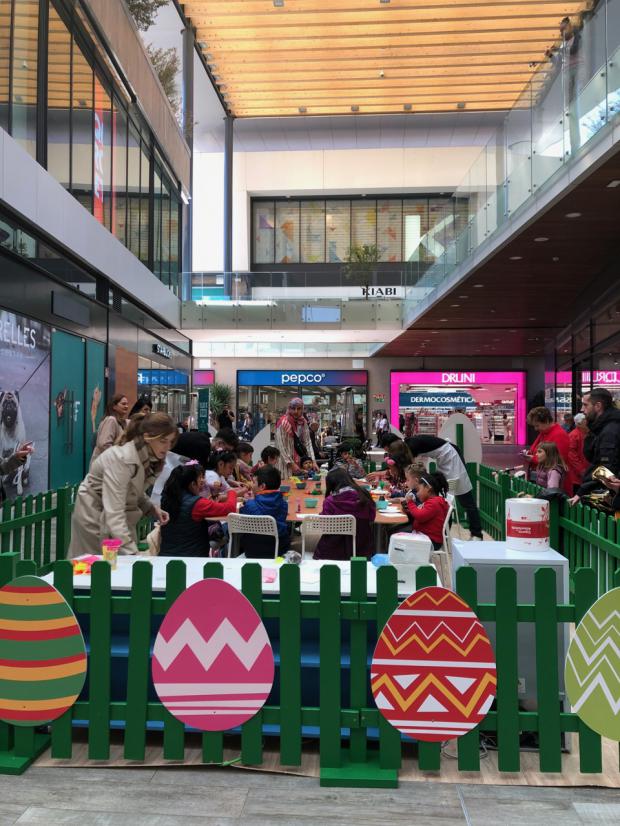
565;586;620;740
152;578;274;732
371;586;497;741
0;575;87;726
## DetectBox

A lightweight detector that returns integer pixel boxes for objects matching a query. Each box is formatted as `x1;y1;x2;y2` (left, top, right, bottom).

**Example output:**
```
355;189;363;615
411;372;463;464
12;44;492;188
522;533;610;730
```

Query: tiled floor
1;767;619;825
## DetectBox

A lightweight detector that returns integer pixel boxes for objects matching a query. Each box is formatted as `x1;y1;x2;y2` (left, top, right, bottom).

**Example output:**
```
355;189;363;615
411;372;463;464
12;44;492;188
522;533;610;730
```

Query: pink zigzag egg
371;586;497;742
152;579;274;732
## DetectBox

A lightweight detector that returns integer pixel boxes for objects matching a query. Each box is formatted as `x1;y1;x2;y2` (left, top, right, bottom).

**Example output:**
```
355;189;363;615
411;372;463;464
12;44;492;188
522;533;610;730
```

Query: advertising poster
0;310;51;497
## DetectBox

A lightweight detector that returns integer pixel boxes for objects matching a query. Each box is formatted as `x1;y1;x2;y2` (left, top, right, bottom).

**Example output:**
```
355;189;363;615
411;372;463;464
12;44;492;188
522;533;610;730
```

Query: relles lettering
1;321;36;349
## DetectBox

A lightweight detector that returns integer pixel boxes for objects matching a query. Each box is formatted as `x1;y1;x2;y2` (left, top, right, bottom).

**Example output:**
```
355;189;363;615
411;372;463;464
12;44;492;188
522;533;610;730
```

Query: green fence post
549;498;560;554
500;474;512;540
51;561;76;759
494;567;520;772
319;564;342;773
55;487;71;561
455;423;464;454
573;567;602;773
162;560;186;762
123;561;153;761
534;568;562;772
241;562;264;766
279;563;302;767
376;565;401;773
88;561;112;760
455;566;481;772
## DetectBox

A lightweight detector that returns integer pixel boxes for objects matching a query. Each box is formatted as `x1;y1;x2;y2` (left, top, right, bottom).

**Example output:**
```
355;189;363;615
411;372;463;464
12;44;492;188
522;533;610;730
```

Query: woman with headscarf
274;397;316;478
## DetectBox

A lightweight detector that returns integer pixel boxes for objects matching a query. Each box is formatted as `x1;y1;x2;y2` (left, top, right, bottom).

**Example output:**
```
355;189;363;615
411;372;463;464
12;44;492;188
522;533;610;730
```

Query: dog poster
0;311;51;498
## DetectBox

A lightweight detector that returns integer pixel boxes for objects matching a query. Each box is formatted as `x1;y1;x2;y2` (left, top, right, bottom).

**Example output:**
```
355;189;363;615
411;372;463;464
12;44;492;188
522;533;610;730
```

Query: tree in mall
126;0;169;31
342;244;380;292
146;45;181;118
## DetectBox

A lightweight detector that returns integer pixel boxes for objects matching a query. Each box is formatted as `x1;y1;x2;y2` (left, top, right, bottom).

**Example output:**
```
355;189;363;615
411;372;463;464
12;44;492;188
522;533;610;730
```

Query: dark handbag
292;430;308;462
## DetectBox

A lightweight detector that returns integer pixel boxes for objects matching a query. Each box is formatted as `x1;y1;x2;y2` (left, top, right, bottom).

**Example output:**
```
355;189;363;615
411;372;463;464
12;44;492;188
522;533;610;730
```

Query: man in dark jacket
569;388;620;504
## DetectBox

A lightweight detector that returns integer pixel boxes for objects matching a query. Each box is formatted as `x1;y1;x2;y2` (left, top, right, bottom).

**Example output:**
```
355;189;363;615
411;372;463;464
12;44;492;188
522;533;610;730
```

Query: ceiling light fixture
459;295;468;299
534;236;549;242
439;318;448;322
450;304;460;308
473;283;484;288
298;106;307;114
607;180;620;188
403;103;412;111
565;212;582;218
456;102;466;110
351;105;360;112
552;256;560;262
273;0;284;7
509;255;523;260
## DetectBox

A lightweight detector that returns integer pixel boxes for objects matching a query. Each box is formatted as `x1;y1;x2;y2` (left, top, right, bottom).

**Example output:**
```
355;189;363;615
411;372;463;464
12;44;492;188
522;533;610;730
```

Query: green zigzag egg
565;586;620;740
0;575;87;727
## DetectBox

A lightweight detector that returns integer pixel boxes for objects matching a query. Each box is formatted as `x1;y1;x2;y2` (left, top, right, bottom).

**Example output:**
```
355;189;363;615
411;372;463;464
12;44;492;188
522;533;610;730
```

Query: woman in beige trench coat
69;413;177;557
90;393;130;467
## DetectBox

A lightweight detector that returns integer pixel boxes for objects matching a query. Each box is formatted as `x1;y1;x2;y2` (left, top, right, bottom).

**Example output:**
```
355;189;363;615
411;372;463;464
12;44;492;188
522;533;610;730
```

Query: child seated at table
298;456;316;479
314;468;376;561
402;471;450;551
239;465;290;558
404;461;427;507
236;441;255;484
251;445;280;475
159;463;238;557
203;450;237;498
332;444;365;479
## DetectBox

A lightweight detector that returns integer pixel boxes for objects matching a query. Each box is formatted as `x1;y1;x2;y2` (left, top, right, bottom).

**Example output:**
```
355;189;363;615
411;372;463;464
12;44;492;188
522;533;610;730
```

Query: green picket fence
0;485;77;573
0;553;616;782
475;464;620;596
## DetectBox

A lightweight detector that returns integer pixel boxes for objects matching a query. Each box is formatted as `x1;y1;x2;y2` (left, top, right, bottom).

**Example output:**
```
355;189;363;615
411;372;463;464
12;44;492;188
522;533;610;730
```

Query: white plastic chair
227;513;280;558
301;514;356;558
447;481;463;537
432;501;455;587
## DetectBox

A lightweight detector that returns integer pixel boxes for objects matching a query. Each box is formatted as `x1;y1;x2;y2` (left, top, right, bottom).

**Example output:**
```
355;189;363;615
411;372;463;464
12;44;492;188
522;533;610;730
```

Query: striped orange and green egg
0;575;86;726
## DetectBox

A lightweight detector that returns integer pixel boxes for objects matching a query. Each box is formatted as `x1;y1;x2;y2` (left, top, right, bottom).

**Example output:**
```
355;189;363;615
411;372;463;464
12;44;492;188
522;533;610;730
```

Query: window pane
427;198;454;261
275;201;299;264
71;39;93;211
403;199;428;262
170;190;180;293
139;139;150;267
47;5;71;187
300;200;325;263
377;199;402;262
0;1;9;132
160;174;171;286
12;0;39;157
127;121;141;258
153;163;162;276
351;200;377;249
253;201;274;264
326;201;350;263
112;96;128;244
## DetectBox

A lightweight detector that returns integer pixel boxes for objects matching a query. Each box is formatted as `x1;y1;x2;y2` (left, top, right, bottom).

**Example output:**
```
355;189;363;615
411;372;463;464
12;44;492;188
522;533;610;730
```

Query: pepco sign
237;370;368;387
282;373;325;384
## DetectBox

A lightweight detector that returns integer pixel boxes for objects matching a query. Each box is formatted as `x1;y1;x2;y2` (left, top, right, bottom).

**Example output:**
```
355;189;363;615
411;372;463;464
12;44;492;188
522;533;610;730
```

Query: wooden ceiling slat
233;102;519;116
184;0;585;17
184;0;589;116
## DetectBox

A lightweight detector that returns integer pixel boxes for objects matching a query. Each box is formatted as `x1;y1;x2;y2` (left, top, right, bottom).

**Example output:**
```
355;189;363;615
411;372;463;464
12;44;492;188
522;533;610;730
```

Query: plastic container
304;498;318;508
505;497;550;552
101;538;122;569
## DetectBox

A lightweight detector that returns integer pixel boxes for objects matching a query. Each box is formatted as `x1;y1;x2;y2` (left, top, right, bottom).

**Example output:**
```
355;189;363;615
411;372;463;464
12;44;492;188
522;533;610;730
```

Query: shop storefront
237;370;368;439
391;371;527;444
548;370;620;420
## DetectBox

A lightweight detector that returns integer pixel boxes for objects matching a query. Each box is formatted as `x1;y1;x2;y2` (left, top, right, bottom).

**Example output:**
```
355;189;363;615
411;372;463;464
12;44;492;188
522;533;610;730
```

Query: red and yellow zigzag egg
371;586;496;742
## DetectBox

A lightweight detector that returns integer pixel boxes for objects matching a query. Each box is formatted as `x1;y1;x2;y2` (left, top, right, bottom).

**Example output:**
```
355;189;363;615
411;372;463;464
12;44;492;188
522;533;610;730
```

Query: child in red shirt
402;471;450;550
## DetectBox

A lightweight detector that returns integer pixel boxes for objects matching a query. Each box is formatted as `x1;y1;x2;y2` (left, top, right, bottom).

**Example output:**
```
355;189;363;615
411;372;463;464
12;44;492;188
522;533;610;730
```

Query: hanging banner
197;388;210;433
93;79;105;225
0;310;51;497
